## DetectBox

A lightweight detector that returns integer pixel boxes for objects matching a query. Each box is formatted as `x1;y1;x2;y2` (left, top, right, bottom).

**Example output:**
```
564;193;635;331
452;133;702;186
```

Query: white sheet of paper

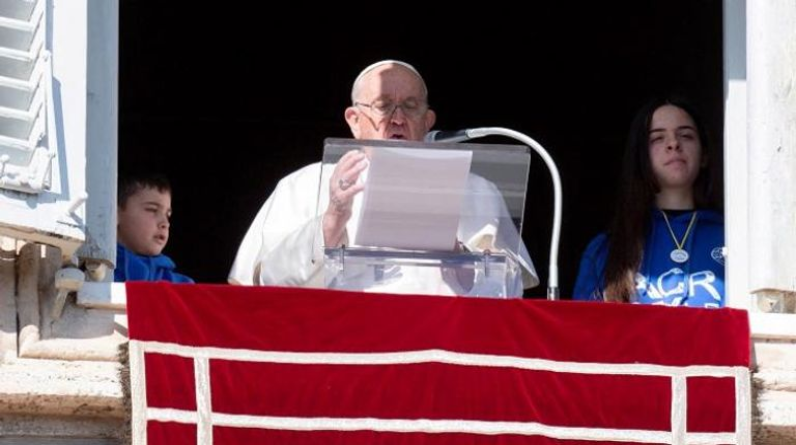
353;146;472;251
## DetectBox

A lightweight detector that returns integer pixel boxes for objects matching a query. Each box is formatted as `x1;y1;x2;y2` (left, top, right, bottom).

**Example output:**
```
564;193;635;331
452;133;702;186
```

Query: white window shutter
0;0;52;193
0;0;117;265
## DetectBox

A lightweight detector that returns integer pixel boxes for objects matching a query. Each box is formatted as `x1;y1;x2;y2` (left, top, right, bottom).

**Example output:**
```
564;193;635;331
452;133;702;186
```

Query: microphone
426;126;564;300
424;129;473;143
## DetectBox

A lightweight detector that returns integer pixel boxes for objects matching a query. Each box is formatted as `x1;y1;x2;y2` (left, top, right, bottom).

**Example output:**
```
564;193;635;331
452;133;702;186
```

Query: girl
573;97;724;307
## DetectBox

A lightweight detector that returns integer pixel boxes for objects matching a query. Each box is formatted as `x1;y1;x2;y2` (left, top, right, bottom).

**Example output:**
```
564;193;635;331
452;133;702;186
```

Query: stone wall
754;340;796;444
0;242;126;443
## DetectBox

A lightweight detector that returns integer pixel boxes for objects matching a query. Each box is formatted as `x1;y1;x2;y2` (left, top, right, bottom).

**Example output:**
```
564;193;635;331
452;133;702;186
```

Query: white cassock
229;162;539;296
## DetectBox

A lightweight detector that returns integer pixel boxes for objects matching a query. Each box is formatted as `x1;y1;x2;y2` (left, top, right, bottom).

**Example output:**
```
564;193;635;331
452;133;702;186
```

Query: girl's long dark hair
602;96;715;302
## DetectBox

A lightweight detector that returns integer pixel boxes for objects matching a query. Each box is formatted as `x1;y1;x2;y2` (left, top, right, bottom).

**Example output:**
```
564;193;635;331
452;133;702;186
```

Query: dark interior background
119;1;724;297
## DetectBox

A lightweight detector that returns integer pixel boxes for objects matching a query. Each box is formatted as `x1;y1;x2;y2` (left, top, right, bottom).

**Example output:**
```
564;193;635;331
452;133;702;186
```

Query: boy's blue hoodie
573;210;724;308
114;244;194;283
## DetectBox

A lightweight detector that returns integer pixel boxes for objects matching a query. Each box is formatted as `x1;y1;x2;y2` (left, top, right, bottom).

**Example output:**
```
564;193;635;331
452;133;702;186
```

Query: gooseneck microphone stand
427;127;562;300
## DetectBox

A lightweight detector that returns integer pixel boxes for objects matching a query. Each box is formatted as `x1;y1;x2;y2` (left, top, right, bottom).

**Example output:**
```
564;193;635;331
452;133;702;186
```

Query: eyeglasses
354;98;428;119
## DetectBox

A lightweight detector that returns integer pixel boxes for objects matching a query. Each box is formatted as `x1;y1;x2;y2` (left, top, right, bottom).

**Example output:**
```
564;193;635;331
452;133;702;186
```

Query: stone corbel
0;244;17;362
16;243;126;361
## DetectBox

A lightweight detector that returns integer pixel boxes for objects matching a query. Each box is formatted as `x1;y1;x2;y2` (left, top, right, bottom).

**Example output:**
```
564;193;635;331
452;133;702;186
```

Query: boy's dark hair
118;172;172;209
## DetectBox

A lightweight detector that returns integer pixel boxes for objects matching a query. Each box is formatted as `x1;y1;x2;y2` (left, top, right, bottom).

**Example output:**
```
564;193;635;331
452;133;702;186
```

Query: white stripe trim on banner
135;341;749;445
137;340;746;378
671;375;687;445
735;366;752;445
195;356;213;445
146;408;737;445
129;341;148;445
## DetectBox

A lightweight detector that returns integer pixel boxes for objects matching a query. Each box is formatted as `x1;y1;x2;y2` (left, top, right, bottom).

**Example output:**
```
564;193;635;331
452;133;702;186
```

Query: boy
115;173;193;283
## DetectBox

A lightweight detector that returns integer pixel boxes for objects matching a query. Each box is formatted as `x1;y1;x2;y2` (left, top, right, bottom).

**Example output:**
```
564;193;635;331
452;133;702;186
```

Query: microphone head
424;129;470;143
423;130;442;143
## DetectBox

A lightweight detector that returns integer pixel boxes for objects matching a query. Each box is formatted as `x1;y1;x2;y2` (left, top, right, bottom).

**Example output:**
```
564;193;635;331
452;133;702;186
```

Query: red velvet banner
127;283;750;445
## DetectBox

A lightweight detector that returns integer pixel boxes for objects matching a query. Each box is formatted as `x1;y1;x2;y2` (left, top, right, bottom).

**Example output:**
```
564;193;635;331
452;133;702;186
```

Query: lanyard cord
660;210;698;249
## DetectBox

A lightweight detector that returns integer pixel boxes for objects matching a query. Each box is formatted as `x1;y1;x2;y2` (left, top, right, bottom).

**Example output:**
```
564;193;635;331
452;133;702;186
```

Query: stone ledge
754;340;796;370
0;358;124;417
755;369;796;392
752;339;796;443
0;413;124;442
